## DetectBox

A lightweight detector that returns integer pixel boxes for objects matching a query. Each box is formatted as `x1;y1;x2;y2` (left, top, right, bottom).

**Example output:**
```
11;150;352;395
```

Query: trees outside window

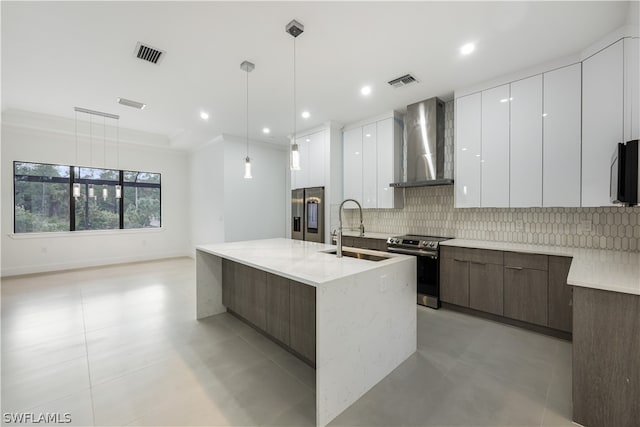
13;162;161;233
124;171;161;229
14;162;70;232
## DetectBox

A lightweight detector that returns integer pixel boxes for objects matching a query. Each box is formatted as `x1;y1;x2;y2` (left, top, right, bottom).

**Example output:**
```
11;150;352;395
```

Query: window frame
13;161;162;234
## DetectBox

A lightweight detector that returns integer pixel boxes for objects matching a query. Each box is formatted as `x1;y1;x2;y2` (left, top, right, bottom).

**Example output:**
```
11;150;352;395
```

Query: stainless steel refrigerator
291;187;324;243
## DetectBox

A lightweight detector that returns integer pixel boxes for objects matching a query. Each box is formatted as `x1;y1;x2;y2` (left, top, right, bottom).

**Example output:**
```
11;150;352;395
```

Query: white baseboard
1;251;192;277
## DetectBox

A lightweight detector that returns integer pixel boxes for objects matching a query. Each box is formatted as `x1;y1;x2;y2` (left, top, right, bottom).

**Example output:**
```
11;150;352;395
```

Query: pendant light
241;60;255;179
286;19;304;171
73;107;121;200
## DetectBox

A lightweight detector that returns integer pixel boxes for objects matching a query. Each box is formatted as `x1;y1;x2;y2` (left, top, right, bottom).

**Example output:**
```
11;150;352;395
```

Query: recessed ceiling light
301;111;310;119
200;111;209;120
500;98;509;103
361;85;372;96
365;133;371;138
306;138;311;142
262;127;270;134
460;43;475;55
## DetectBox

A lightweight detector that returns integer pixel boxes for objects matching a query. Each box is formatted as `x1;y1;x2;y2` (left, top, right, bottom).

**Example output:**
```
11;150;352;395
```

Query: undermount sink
321;248;390;262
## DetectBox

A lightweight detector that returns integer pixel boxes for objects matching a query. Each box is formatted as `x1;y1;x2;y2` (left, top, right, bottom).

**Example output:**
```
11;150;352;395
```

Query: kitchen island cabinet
196;238;416;427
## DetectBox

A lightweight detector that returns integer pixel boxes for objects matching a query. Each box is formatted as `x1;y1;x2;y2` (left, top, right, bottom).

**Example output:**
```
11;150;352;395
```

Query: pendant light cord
75;111;78;166
103;116;106;169
293;36;296;144
246;65;249;158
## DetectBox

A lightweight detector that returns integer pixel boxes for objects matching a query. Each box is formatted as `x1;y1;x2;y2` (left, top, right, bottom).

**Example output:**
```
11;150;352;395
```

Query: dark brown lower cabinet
249;268;267;330
548;256;573;332
233;262;251;320
440;256;470;307
220;260;316;366
503;266;548;326
290;280;316;364
222;259;235;310
266;273;290;346
469;262;503;315
573;287;640;427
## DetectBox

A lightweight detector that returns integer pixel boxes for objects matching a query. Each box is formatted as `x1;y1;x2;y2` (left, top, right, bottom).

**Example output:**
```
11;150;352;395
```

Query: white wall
1;110;191;276
190;137;225;248
222;136;287;242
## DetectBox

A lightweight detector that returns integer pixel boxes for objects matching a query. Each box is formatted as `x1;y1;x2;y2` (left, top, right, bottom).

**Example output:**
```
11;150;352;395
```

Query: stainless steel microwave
610;140;638;206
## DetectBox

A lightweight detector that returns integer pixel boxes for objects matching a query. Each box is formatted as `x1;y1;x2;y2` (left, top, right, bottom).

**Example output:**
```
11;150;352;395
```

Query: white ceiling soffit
1;1;632;150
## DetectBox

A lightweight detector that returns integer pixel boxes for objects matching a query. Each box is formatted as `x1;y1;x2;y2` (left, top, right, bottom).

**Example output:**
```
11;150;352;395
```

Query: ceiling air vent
134;42;165;64
117;97;146;110
388;74;418;88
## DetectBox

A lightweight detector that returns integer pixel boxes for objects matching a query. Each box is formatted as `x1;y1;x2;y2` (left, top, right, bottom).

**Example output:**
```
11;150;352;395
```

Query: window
74;167;120;231
13;161;161;233
14;162;70;232
124;171;161;229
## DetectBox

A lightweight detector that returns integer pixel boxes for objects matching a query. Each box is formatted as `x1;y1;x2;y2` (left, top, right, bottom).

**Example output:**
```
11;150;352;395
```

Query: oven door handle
387;247;438;258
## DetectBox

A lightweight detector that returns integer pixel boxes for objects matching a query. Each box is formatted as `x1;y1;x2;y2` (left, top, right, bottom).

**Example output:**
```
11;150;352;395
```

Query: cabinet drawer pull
505;266;523;270
470;261;486;265
454;258;466;263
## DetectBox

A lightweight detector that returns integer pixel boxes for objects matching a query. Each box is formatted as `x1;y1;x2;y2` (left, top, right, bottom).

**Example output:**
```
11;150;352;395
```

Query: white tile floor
1;257;573;426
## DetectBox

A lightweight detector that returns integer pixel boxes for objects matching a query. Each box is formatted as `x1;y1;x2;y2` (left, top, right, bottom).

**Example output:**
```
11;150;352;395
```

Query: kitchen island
196;238;416;427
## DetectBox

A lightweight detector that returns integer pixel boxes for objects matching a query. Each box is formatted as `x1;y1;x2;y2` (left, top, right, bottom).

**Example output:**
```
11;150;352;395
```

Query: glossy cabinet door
548;256;573;332
376;118;396;208
362;123;377;208
343;126;363;202
307;131;326;188
455;93;482;207
290;280;316;364
510;74;543;207
543;64;582;207
624;37;640;141
481;84;510;207
582;39;624;207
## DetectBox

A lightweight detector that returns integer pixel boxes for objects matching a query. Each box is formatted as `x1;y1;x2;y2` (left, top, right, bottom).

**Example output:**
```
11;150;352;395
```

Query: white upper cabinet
510;74;543;207
342;113;403;209
543;63;582;207
307;131;326;188
362;123;377;208
291;129;327;189
582;39;624;207
455;93;482;207
376;117;401;208
343;126;363;201
624;37;639;141
481;84;510;207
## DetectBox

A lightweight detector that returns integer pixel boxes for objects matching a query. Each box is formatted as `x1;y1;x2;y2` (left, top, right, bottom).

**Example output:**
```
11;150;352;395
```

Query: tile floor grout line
78;285;97;427
235;331;317;394
540;341;561;427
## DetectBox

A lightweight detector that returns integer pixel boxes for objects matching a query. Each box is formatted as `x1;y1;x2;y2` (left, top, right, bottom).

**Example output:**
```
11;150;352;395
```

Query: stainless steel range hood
391;97;453;188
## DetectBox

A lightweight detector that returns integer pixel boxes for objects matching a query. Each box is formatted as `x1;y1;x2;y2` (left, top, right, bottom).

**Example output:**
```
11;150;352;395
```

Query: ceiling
1;1;631;150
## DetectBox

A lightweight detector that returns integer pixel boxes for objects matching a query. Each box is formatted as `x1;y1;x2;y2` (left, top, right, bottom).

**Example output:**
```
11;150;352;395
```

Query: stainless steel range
387;235;451;309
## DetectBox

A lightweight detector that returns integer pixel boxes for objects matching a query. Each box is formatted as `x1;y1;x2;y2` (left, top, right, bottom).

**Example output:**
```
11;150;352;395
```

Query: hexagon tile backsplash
342;185;640;252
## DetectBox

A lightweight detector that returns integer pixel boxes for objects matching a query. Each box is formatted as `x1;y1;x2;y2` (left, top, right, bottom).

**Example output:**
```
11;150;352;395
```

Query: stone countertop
196;238;412;287
441;239;640;296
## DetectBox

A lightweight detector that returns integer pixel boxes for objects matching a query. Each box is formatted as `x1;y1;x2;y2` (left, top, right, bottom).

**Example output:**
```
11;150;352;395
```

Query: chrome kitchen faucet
337;199;365;258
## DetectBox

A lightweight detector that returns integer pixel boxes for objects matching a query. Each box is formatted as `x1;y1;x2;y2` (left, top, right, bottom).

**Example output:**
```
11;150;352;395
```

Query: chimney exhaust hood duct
391;97;453;188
